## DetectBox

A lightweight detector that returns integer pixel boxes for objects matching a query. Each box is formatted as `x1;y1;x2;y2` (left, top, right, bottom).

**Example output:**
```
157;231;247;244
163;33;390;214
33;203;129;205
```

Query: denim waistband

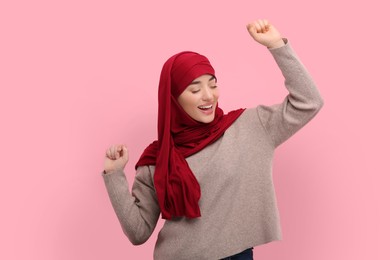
219;247;254;260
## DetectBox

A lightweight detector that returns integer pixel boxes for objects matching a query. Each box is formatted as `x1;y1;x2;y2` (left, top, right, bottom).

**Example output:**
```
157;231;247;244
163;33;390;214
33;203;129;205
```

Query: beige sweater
102;40;324;260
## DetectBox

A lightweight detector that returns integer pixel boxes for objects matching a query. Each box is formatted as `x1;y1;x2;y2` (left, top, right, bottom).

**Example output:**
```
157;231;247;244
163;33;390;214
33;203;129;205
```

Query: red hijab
136;51;245;220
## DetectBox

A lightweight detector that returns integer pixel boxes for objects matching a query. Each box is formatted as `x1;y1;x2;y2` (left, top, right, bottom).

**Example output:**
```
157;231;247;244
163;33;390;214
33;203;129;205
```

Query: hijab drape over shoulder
136;51;245;220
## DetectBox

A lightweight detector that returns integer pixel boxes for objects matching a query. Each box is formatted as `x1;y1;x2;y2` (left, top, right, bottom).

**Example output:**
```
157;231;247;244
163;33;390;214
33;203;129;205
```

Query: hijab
136;51;245;220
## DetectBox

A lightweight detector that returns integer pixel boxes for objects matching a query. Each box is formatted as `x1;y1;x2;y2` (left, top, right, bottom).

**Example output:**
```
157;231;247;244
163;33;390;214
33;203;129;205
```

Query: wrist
267;38;285;49
103;169;121;175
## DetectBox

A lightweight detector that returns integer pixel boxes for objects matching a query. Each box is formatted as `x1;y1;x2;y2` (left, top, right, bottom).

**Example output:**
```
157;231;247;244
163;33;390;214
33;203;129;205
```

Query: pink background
1;0;389;259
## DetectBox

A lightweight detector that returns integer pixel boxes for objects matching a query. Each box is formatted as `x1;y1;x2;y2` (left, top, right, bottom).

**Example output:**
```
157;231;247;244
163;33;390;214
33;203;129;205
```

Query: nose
201;87;213;101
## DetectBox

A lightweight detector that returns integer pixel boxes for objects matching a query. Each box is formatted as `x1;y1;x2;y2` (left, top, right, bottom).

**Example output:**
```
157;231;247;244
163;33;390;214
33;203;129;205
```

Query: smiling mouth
198;104;213;110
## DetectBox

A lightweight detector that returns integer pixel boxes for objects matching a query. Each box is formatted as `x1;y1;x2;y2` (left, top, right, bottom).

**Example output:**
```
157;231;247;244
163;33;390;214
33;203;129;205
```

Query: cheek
178;93;198;111
214;89;220;100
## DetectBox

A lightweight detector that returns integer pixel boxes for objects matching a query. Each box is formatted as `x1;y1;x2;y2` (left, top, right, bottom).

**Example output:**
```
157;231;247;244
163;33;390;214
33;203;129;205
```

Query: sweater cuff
268;38;289;51
101;169;124;177
268;38;299;64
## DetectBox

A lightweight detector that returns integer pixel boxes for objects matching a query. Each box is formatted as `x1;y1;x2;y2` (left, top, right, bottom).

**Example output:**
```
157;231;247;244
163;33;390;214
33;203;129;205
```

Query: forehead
190;74;216;84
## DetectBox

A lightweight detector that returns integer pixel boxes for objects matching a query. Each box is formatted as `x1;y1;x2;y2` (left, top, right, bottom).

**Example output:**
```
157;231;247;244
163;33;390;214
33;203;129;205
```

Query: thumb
121;145;129;161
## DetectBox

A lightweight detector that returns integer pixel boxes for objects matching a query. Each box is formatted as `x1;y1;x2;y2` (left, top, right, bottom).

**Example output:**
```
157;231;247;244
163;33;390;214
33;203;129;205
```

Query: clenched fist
246;19;284;48
104;144;129;174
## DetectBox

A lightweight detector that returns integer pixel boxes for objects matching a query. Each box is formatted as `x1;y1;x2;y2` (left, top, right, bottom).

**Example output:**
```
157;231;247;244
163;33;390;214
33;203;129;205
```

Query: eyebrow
189;75;216;85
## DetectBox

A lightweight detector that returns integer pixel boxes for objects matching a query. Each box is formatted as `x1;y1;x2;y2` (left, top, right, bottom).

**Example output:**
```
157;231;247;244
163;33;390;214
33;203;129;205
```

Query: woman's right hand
104;144;129;174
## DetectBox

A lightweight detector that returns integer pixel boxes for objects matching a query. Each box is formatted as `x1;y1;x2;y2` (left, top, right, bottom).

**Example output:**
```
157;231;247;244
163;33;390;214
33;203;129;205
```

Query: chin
198;114;215;123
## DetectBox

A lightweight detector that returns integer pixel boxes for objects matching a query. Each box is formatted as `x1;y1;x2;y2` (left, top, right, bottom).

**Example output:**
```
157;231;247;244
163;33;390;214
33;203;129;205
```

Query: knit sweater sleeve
102;166;160;245
257;39;324;147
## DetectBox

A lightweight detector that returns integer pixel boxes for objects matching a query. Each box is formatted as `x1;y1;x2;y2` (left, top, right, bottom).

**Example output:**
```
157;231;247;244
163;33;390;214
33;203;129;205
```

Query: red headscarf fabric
136;51;245;220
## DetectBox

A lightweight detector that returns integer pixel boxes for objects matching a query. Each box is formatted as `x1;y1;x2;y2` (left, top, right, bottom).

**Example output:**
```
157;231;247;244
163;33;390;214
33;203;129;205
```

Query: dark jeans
220;247;254;260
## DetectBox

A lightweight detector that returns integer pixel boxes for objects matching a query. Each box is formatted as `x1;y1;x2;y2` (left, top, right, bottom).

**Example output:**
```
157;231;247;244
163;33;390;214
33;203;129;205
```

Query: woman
102;19;323;260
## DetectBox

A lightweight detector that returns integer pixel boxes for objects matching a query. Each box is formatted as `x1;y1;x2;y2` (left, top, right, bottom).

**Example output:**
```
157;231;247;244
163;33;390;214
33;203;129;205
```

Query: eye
191;89;200;94
210;85;218;89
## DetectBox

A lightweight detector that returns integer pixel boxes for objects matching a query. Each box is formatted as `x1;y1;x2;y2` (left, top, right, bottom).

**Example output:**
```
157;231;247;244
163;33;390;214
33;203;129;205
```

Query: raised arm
247;19;324;147
102;145;160;245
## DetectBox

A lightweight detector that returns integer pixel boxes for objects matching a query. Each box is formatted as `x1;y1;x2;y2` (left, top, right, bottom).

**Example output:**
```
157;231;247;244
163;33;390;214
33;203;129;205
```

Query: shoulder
135;165;156;188
225;107;266;137
231;107;261;126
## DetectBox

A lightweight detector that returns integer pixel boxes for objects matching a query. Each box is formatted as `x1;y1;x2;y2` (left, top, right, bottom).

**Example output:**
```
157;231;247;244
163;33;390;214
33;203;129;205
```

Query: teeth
198;105;212;109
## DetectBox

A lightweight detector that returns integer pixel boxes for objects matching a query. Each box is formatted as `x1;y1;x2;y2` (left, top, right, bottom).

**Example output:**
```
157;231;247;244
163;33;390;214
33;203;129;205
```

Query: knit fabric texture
103;40;324;259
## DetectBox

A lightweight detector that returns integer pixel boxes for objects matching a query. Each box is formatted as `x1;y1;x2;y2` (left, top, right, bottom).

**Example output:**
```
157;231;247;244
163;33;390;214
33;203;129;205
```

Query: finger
110;145;118;159
265;24;270;32
106;148;114;160
119;145;126;158
115;145;123;159
258;19;266;33
263;19;270;32
254;21;261;33
118;145;127;159
246;23;257;37
260;19;270;33
108;146;113;158
246;23;254;32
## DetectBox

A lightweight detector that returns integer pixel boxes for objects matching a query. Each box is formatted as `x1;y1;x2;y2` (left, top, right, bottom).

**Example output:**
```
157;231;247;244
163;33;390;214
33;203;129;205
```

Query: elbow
125;232;148;246
305;98;323;119
129;236;148;246
292;95;324;114
313;85;325;111
305;92;324;114
298;96;324;119
123;225;152;246
314;96;324;112
305;97;324;122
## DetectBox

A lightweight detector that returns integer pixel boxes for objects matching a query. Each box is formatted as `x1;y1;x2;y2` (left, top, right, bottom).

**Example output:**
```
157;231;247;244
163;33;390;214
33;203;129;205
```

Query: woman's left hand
246;19;284;48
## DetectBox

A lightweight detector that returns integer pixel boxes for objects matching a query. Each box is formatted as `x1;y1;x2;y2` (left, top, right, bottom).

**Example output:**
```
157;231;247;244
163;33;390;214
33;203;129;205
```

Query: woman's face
177;74;219;123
